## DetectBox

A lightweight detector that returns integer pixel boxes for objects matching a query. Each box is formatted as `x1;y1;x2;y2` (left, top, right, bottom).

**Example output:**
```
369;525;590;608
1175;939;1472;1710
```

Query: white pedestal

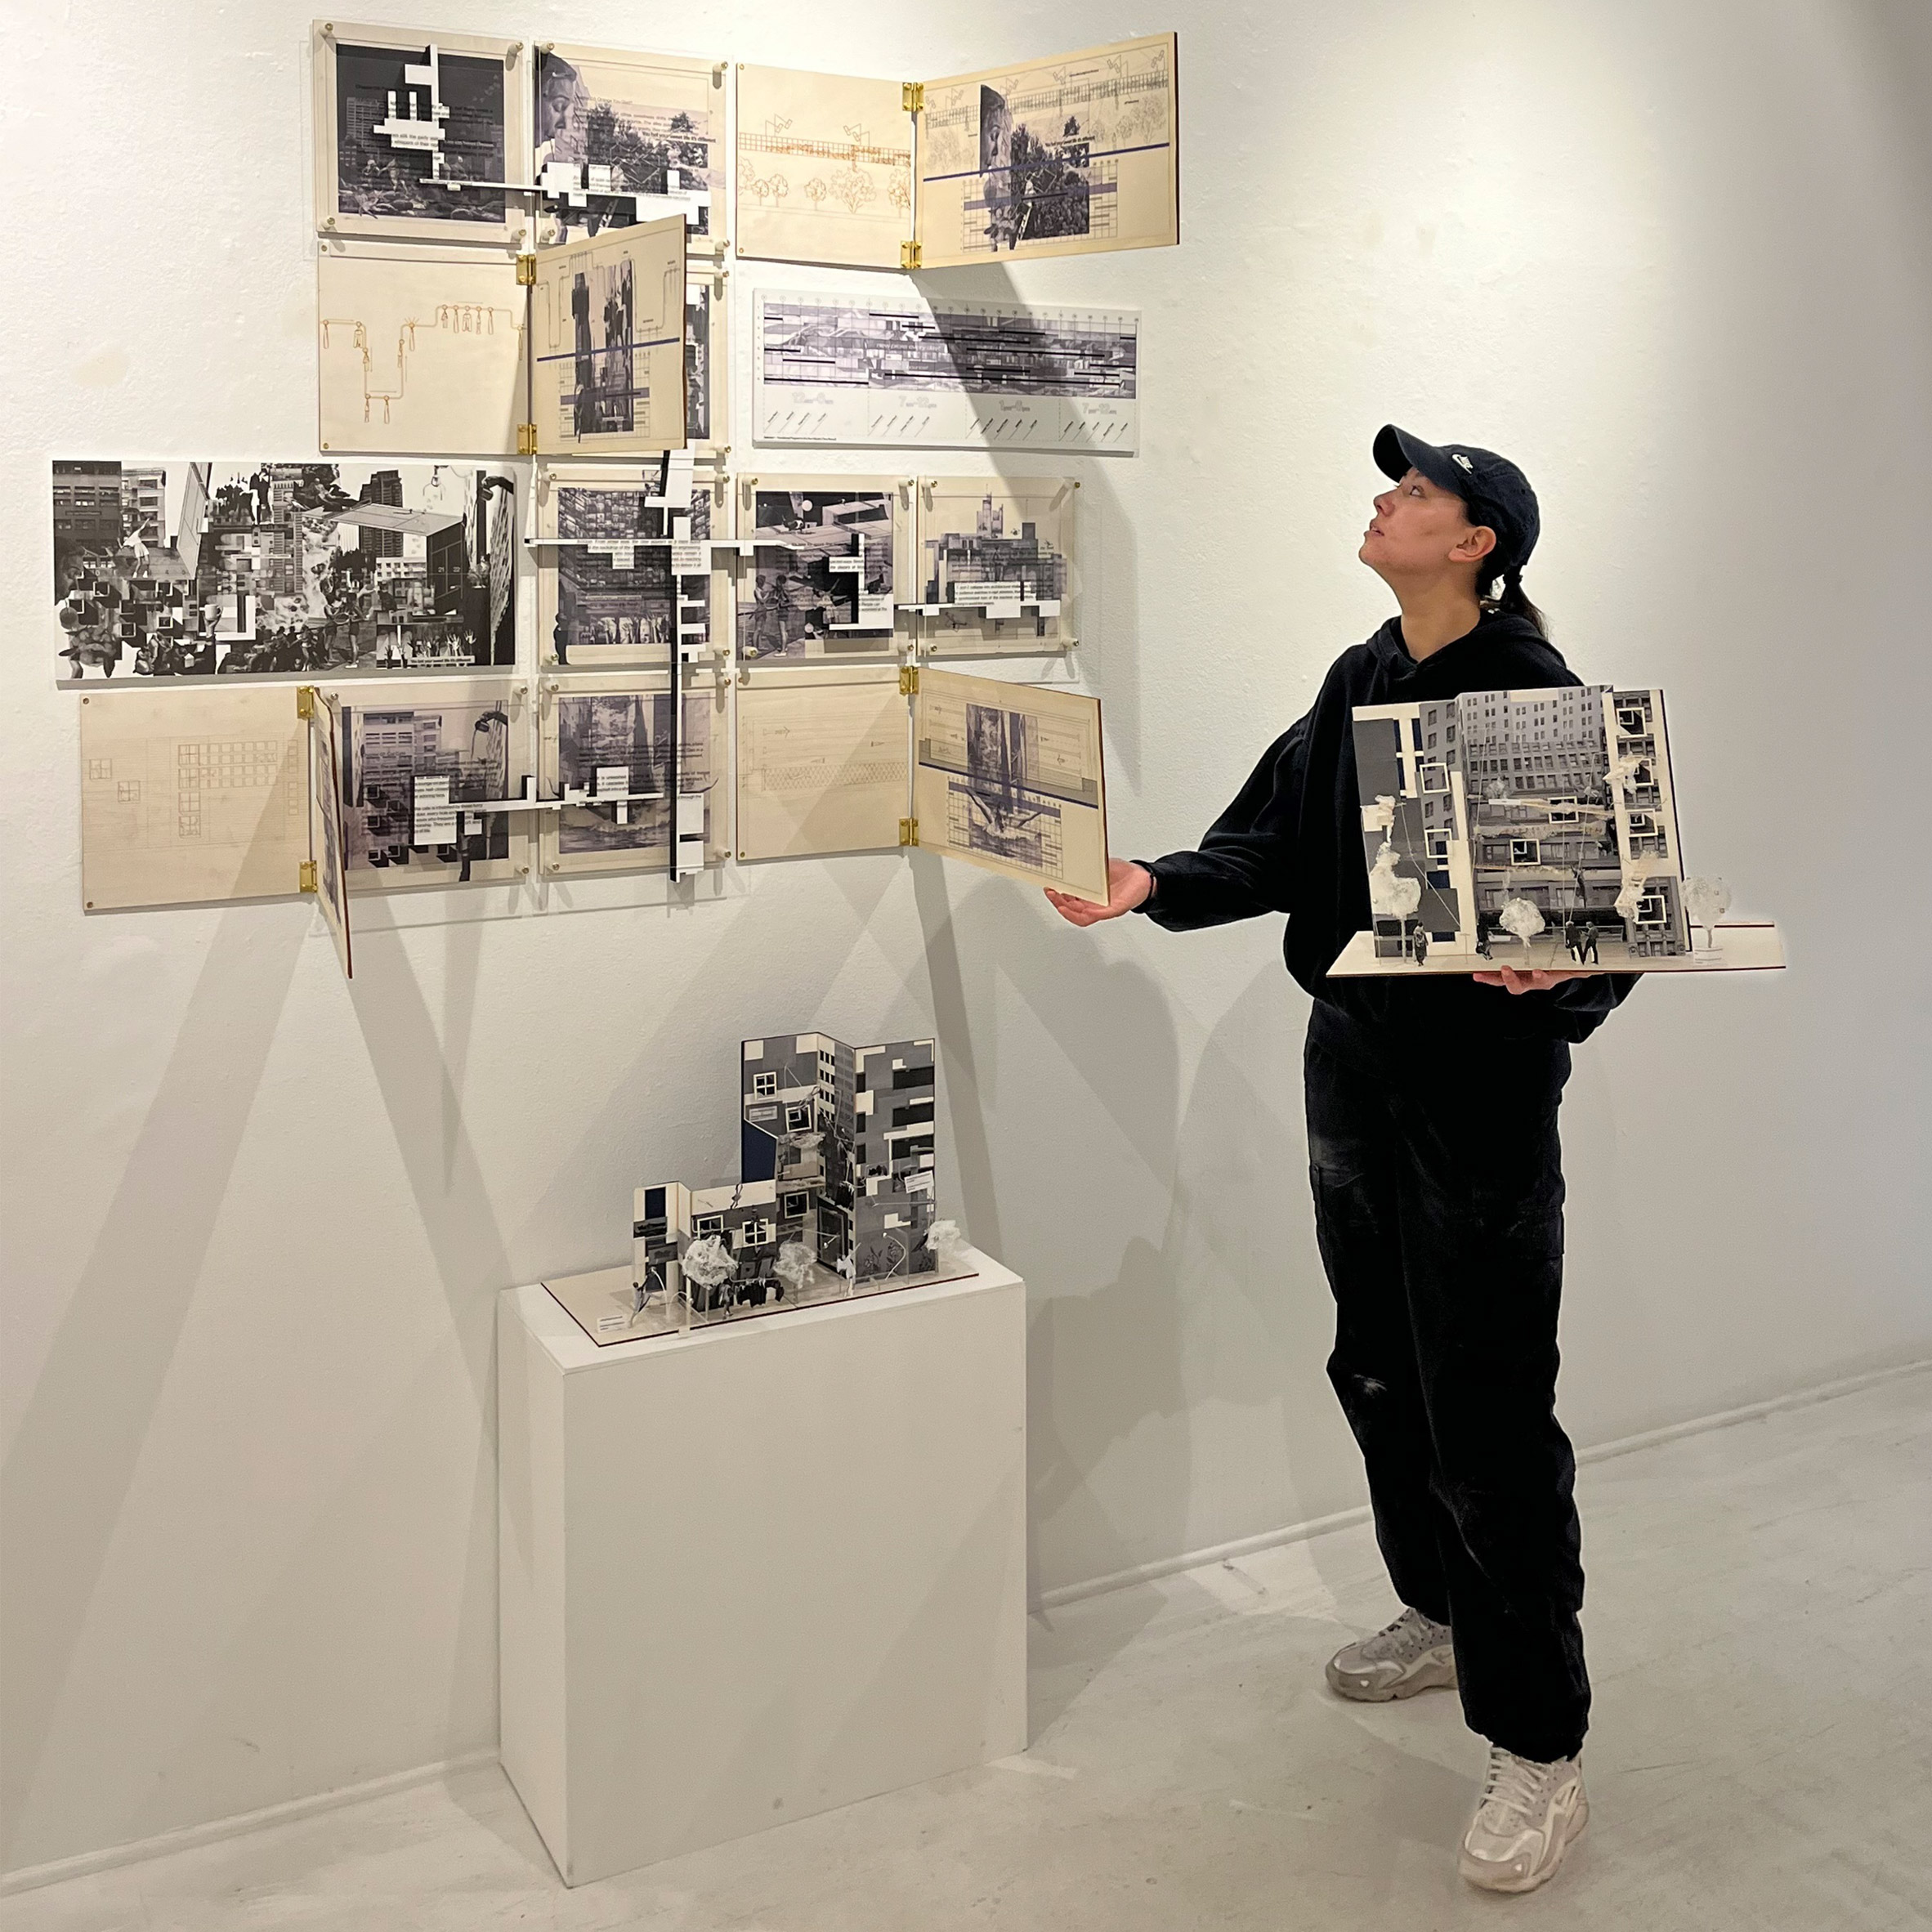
498;1249;1028;1886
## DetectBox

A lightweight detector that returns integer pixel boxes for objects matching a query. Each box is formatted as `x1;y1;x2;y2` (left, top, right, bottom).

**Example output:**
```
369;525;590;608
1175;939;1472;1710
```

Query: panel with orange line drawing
317;241;527;457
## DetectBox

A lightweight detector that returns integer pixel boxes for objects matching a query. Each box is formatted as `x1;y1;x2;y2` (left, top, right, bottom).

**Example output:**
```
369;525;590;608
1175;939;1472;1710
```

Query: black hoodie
1137;610;1637;1044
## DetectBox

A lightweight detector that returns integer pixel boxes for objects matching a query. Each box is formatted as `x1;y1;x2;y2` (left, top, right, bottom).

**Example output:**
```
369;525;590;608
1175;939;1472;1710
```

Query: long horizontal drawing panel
50;458;518;683
535;42;724;252
318;242;528;458
313;20;530;248
735;65;911;269
754;292;1138;453
78;686;308;910
915;33;1179;269
530;217;687;456
736;664;910;862
913;669;1108;902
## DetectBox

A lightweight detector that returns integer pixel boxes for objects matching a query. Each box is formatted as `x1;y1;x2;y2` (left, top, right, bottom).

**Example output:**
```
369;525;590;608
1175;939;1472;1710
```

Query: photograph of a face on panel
736;476;910;660
539;672;727;879
537;463;730;668
734;664;910;863
915;476;1076;654
312;22;530;246
336;680;530;891
534;43;725;253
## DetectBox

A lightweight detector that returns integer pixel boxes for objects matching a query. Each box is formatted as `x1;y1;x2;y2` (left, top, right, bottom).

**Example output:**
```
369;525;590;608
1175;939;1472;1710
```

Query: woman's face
1359;467;1493;581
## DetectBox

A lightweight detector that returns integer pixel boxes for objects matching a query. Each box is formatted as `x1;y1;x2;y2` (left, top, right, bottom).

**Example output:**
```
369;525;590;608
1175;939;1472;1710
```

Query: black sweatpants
1304;1000;1590;1764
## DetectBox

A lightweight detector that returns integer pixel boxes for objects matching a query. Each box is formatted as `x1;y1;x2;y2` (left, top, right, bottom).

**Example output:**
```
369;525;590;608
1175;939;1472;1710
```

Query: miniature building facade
633;1030;941;1325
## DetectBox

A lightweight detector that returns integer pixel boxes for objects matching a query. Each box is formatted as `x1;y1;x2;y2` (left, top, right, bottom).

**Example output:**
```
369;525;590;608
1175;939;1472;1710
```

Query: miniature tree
1683;876;1730;950
1498;895;1545;953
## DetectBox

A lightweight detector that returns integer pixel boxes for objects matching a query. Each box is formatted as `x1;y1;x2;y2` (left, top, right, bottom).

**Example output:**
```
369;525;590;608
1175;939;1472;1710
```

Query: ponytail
1481;562;1550;639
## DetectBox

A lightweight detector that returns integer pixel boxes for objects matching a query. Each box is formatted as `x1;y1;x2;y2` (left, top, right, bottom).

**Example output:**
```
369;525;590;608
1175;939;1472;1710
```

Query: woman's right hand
1045;860;1153;927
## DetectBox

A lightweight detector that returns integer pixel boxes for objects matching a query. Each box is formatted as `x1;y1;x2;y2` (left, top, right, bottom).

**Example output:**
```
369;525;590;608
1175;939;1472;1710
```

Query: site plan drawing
318;244;528;457
530;217;687;456
915;476;1077;651
735;664;910;861
312;21;529;247
51;459;517;680
915;34;1179;268
534;43;722;252
754;292;1138;452
78;686;308;911
735;65;912;269
1333;685;1784;977
913;669;1108;901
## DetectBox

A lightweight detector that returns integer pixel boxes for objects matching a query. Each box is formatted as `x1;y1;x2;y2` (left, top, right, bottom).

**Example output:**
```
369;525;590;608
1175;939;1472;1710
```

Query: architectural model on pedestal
602;1033;956;1344
1332;686;1784;977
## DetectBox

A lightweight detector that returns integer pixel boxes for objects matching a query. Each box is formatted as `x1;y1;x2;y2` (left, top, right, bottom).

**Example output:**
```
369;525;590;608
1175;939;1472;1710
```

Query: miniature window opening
785;1103;810;1132
1425;832;1451;863
752;1071;777;1097
1420;762;1450;794
783;1191;811;1217
1635;892;1668;925
1510;838;1541;865
694;1214;723;1235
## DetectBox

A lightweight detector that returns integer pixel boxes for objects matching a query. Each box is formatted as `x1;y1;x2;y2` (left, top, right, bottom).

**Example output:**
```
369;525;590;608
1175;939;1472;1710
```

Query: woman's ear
1451;522;1498;565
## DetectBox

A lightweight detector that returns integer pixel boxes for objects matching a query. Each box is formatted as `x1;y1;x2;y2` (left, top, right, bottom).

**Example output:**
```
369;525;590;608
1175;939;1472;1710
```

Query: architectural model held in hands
540;1033;970;1347
1331;686;1783;977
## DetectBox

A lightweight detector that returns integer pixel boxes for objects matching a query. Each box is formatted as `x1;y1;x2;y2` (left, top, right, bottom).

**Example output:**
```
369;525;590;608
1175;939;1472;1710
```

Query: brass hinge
901;239;922;270
516;253;536;285
298;859;319;893
902;81;924;114
898;664;919;695
296;685;317;719
517;423;539;455
898;817;919;848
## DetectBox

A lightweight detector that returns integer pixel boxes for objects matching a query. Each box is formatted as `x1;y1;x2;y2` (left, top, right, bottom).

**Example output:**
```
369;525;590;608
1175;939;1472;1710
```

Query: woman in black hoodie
1048;427;1630;1896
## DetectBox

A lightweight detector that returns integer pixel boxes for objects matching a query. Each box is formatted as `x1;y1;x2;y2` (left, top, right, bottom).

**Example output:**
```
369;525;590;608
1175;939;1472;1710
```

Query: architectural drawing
735;664;909;861
534;43;723;252
754;292;1139;452
538;672;725;879
318;243;527;457
915;34;1179;268
913;669;1109;901
599;1031;954;1346
312;22;529;246
915;476;1077;652
77;687;307;910
737;475;909;657
51;459;516;680
735;66;912;269
530;217;687;455
336;681;528;892
306;689;353;979
536;463;728;667
685;269;729;451
1333;686;1785;977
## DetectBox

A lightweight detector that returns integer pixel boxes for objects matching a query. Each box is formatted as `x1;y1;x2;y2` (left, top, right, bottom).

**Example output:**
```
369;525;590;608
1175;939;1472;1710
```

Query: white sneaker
1457;1745;1589;1893
1324;1607;1457;1702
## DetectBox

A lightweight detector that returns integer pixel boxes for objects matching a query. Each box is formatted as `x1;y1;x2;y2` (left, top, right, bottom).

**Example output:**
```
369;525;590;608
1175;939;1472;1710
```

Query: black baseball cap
1373;425;1540;580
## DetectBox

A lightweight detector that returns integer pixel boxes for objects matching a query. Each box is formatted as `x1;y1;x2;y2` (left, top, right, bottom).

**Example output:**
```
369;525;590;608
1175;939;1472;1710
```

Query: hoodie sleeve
1134;710;1311;932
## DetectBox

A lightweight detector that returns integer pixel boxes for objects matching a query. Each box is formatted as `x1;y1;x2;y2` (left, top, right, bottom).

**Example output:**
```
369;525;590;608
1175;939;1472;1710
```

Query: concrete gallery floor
9;1370;1928;1931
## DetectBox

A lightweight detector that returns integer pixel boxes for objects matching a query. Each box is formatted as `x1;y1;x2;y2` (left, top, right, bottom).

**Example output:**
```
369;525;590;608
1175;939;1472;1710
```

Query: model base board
542;1257;977;1347
1329;922;1786;977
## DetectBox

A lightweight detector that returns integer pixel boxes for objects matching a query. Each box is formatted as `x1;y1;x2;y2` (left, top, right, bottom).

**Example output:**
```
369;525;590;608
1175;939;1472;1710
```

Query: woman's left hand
1473;966;1603;995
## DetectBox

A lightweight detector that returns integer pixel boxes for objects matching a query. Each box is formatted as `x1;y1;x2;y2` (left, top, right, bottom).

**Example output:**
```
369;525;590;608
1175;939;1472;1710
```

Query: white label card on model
413;775;456;843
858;591;893;628
982;581;1023;619
671;541;706;575
595;766;631;799
827;553;862;575
1036;597;1062;617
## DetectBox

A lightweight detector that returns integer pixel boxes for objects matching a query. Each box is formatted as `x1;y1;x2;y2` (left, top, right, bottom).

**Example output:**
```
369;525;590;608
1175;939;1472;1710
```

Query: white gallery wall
2;0;1928;1881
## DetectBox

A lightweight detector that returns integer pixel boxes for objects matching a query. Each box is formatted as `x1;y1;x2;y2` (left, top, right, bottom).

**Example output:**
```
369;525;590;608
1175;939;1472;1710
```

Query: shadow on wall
0;908;304;1869
914;858;1344;1621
